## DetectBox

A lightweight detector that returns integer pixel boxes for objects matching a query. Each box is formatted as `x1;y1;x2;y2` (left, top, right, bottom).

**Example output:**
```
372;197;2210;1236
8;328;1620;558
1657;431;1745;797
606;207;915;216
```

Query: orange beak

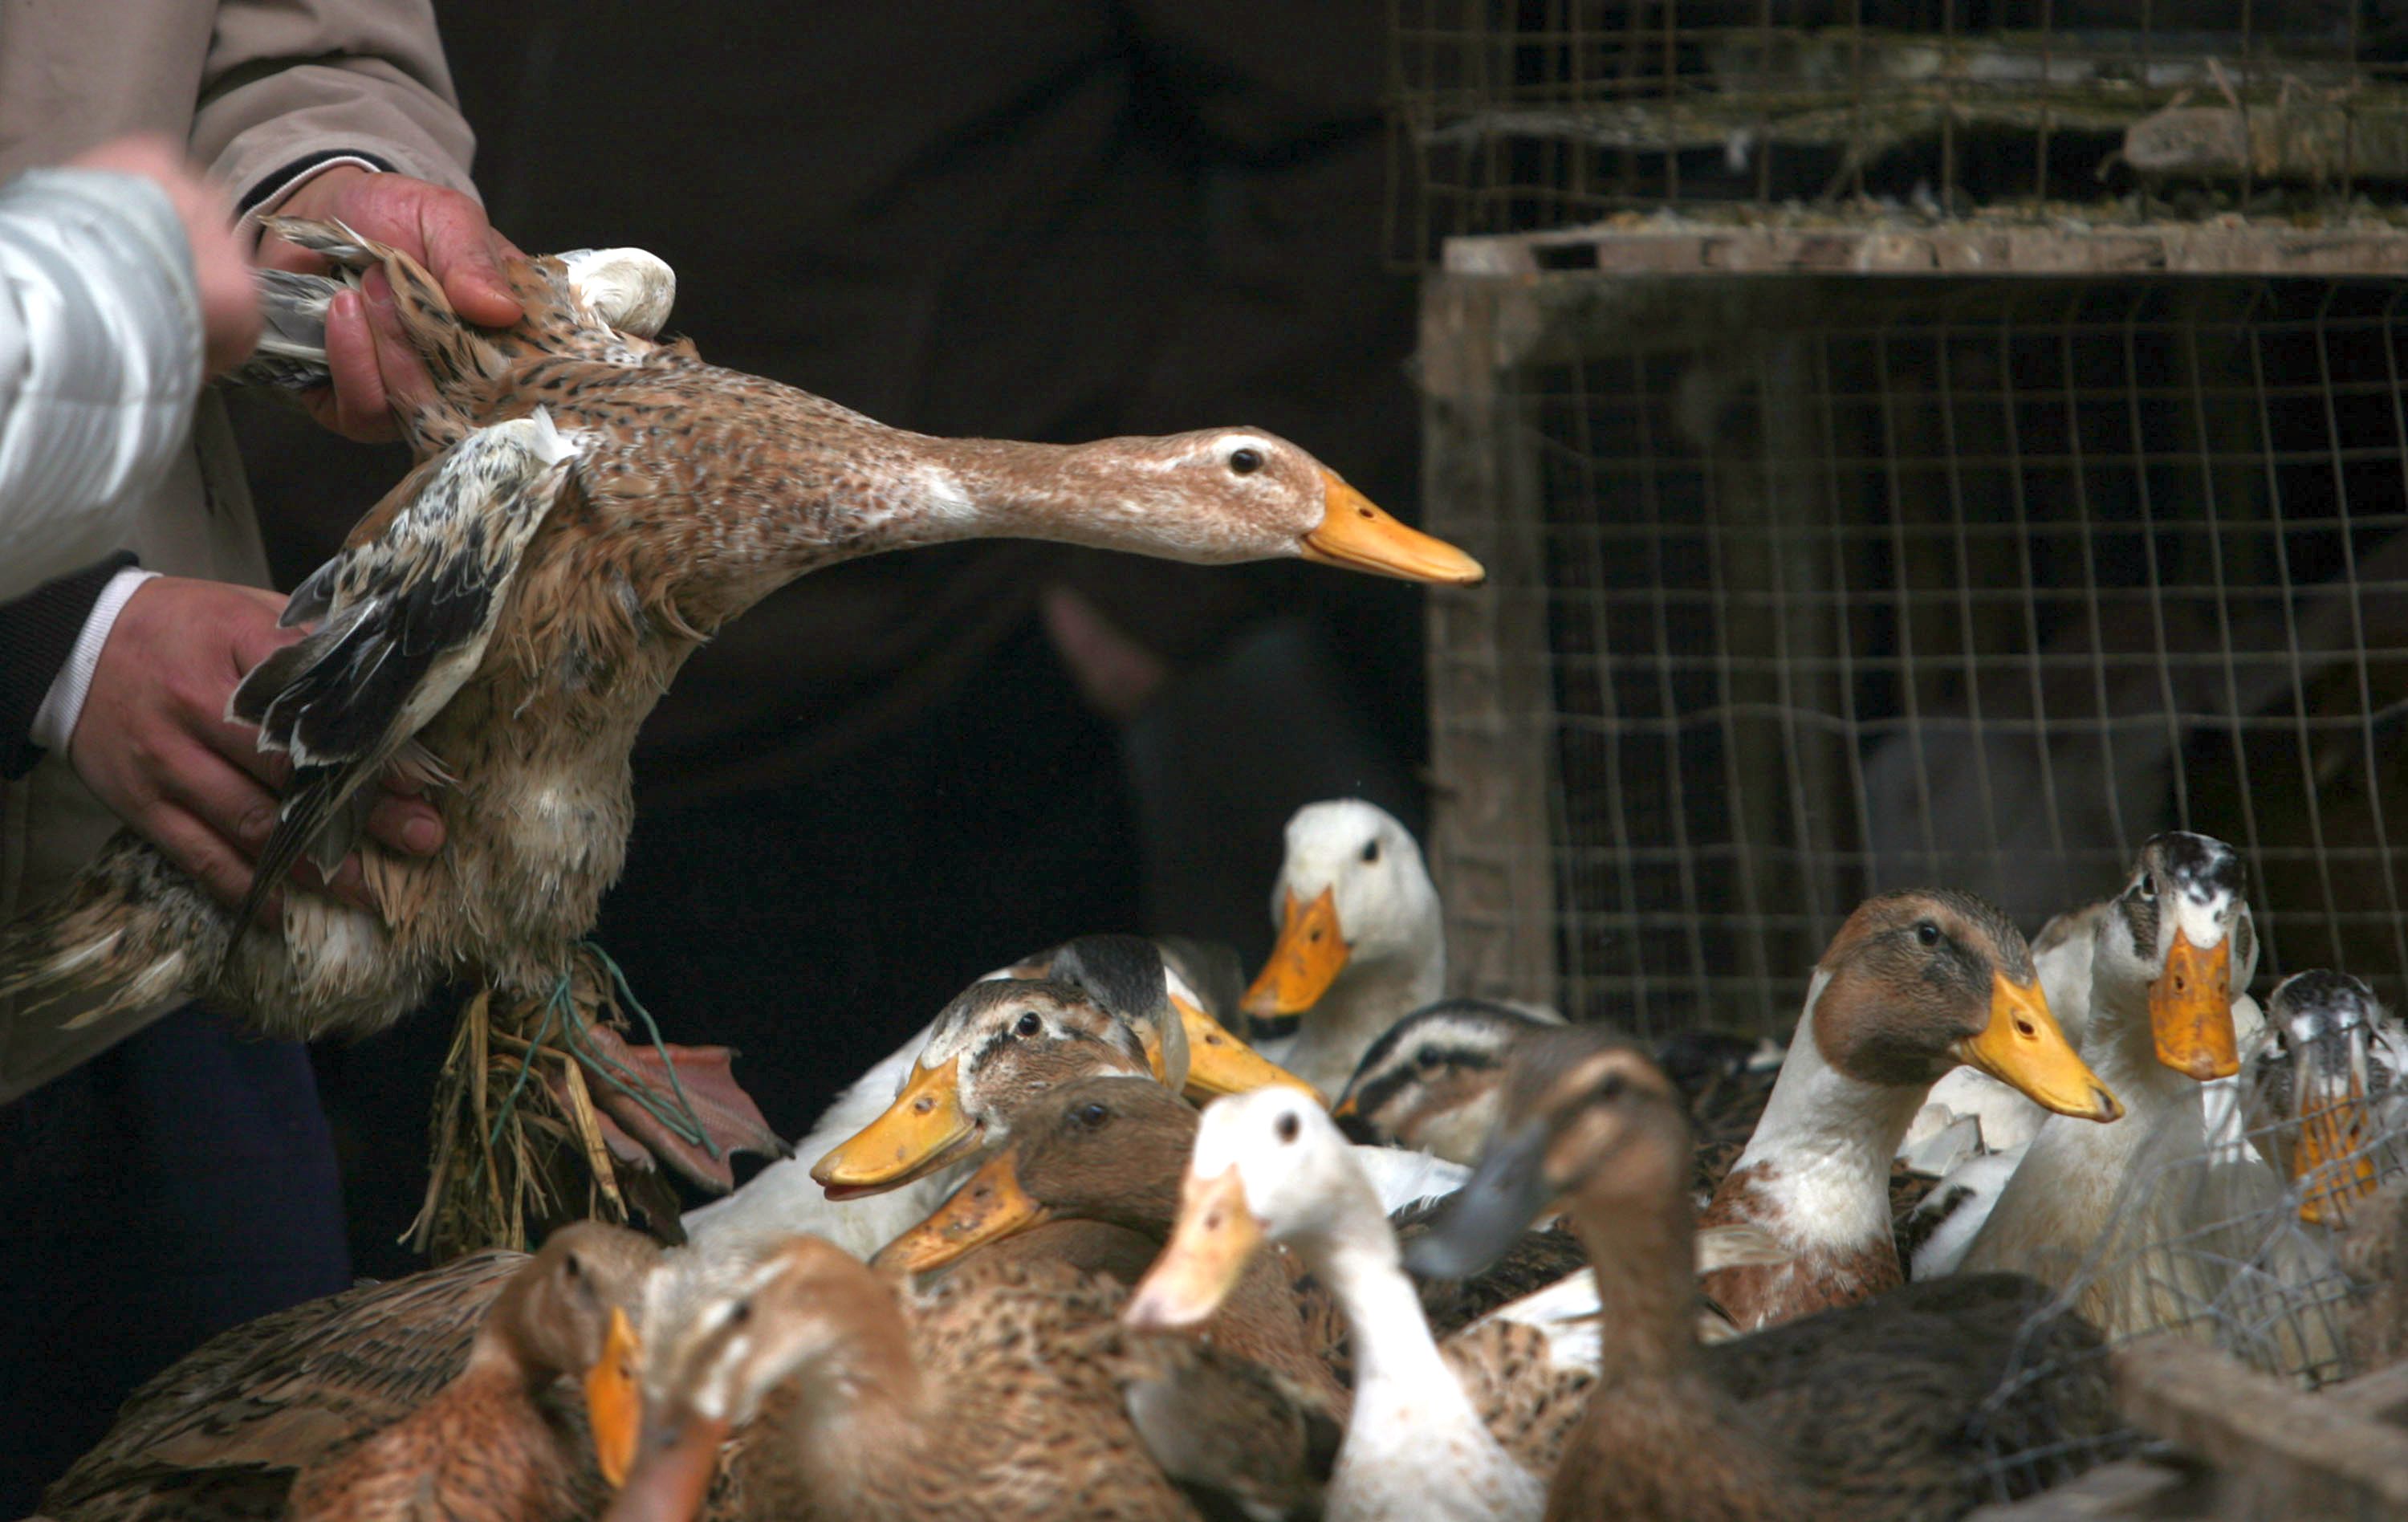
1242;887;1348;1021
871;1147;1052;1276
1951;972;2122;1123
1302;473;1486;586
1175;993;1324;1105
2151;931;2240;1080
1123;1165;1262;1333
809;1059;982;1199
584;1306;643;1488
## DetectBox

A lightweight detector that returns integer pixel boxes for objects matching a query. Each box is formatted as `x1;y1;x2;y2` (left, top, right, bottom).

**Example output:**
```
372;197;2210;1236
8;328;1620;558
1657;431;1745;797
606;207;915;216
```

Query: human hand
68;136;260;376
68;576;447;922
257;166;525;441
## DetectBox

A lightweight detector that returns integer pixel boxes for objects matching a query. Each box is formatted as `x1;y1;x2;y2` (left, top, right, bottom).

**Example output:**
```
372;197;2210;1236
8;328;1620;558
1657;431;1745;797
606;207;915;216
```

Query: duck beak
584;1307;644;1488
1124;1166;1262;1333
603;1410;729;1522
871;1148;1051;1276
1302;473;1486;586
1329;1090;1361;1120
1242;887;1348;1021
1953;972;2122;1123
1176;994;1324;1105
2294;1032;2379;1227
810;1060;982;1199
2150;931;2239;1080
1401;1116;1554;1280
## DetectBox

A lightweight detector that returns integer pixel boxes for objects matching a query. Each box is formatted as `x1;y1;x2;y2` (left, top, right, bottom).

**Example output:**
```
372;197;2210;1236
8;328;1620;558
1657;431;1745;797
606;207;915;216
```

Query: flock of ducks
39;798;2406;1521
2;213;2399;1522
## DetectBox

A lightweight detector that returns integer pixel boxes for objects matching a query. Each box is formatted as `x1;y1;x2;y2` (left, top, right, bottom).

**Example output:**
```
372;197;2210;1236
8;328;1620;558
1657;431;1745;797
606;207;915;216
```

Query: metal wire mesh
1389;1;2408;265
1423;274;2408;1040
1968;1075;2404;1499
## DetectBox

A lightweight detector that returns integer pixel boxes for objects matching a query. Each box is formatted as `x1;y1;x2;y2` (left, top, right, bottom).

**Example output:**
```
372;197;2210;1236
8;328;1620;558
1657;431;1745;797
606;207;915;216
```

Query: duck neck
1290;952;1446;1088
2083;979;2199;1119
1569;1172;1700;1383
1723;971;1922;1251
884;435;1238;564
787;1305;928;1495
1294;1176;1459;1400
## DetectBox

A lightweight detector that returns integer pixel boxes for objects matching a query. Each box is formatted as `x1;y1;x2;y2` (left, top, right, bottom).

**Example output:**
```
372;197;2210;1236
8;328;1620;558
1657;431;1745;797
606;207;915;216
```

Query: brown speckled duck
0;221;1481;1105
1696;889;2119;1331
605;1239;1338;1522
1405;1025;2120;1522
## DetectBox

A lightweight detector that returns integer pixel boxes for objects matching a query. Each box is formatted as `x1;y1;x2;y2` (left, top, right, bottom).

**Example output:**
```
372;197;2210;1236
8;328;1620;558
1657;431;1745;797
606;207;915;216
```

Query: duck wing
43;1251;523;1514
225;411;582;938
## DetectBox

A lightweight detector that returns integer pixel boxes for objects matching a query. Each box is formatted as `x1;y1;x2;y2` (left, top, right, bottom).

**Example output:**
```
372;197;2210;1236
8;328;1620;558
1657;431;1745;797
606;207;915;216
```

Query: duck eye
1230;447;1263;475
1015;1011;1043;1038
2139;873;2158;901
1916;920;1940;947
1361;840;1381;865
1275;1112;1301;1143
562;1252;582;1279
1074;1101;1110;1129
1598;1072;1626;1101
728;1300;752;1327
1415;1046;1442;1071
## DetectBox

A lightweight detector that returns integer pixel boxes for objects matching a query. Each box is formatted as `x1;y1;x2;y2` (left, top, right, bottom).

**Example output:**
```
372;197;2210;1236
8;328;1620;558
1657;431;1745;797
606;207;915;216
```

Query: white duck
1240;800;1452;1097
1125;1088;1549;1522
1953;832;2276;1338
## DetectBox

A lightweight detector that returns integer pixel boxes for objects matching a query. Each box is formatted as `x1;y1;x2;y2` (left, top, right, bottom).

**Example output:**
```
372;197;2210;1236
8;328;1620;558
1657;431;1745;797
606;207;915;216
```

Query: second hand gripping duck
0;225;1481;1118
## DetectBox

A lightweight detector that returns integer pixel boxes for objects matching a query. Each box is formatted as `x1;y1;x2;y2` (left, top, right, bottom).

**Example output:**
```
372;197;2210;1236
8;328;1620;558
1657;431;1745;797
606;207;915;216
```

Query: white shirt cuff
31;567;160;755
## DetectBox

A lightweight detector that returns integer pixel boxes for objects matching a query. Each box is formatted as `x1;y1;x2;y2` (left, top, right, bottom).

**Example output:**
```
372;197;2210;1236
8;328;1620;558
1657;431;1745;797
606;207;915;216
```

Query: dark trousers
0;1004;351;1512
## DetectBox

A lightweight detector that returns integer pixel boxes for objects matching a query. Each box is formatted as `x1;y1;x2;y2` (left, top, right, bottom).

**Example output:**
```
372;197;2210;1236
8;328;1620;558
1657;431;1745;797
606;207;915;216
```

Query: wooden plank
1418;274;1560;1011
2113;1337;2408;1521
1444;222;2408;279
1964;1457;2210;1520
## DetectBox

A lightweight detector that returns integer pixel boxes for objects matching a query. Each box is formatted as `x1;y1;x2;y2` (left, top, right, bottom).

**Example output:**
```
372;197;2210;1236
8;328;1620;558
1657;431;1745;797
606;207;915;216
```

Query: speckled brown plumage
2;218;1471;1068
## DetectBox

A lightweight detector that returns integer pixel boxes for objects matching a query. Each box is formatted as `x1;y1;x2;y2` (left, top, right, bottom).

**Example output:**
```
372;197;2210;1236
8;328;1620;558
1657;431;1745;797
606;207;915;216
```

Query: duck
0;219;1481;1117
874;1074;1348;1406
1332;999;1560;1162
604;1238;1340;1522
1696;889;2118;1331
2245;969;2408;1226
43;1224;658;1522
1954;832;2281;1337
1400;1023;2119;1522
1125;1087;1556;1521
681;974;1156;1260
1241;800;1518;1096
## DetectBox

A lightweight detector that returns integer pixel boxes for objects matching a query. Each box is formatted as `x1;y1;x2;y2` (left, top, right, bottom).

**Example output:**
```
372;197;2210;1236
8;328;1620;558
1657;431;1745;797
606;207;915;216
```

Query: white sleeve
0;168;205;602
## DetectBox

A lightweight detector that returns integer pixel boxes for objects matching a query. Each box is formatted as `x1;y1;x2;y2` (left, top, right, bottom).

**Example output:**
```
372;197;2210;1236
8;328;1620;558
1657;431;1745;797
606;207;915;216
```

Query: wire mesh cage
1388;0;2408;266
1422;267;2408;1040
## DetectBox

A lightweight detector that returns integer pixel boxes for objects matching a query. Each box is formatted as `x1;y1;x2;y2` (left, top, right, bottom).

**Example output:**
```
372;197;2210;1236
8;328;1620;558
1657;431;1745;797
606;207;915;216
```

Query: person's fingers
413;193;523;326
142;798;264;919
364;792;445;856
360;270;441;422
159;737;284;861
291;855;380;914
315;289;400;442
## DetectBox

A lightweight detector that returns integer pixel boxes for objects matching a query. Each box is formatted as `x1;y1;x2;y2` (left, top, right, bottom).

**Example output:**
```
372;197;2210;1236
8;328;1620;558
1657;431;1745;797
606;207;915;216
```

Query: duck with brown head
1700;889;2117;1331
286;1222;662;1522
1410;1025;2121;1522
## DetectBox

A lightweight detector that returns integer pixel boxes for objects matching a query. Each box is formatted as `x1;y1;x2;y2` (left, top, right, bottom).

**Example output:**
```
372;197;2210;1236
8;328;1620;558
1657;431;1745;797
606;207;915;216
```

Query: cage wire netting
1388;0;2408;266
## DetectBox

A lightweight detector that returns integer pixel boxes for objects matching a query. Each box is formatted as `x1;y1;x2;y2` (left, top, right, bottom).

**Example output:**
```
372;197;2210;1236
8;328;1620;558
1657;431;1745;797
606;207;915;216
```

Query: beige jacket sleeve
192;0;478;209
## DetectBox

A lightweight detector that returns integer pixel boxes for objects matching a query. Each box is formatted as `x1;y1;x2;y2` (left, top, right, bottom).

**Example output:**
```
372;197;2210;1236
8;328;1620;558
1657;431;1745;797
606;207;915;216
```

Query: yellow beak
1302;473;1485;586
604;1410;729;1522
871;1148;1051;1276
2150;931;2240;1080
1951;971;2122;1123
1122;1165;1263;1333
584;1307;643;1489
2295;1081;2380;1227
1242;887;1349;1020
1175;994;1324;1105
809;1059;982;1199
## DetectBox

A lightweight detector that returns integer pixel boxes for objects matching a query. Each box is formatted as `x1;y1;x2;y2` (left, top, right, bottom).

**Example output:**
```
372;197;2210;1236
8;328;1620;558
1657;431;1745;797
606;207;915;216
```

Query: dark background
225;1;1435;1276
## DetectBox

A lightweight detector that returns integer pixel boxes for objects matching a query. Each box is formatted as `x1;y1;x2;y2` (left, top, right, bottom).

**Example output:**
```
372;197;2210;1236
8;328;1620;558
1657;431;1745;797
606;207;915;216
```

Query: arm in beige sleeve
189;0;479;222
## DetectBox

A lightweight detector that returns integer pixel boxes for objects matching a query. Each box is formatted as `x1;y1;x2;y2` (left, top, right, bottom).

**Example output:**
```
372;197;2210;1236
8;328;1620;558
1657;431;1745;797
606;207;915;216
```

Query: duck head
994;935;1318;1104
2093;832;2258;1082
874;1075;1199;1276
1808;889;2121;1121
611;1236;909;1522
1332;999;1553;1160
484;1221;663;1490
1402;1027;1689;1281
809;979;1151;1198
1242;800;1443;1030
1122;1087;1372;1332
2267;970;2395;1224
